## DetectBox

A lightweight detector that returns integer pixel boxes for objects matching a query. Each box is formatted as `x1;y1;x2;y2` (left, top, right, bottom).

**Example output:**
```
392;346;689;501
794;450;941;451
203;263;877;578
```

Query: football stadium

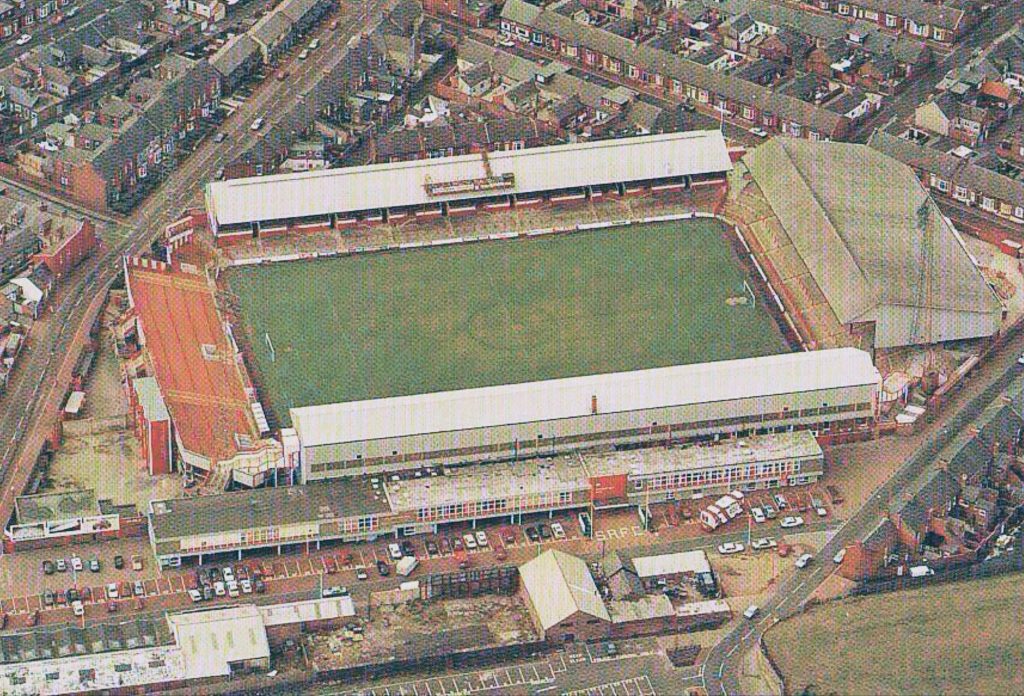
223;218;792;428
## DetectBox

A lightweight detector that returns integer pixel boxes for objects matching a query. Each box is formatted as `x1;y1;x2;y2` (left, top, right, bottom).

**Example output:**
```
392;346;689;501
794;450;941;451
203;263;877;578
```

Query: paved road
702;327;1024;695
0;0;395;531
0;0;130;66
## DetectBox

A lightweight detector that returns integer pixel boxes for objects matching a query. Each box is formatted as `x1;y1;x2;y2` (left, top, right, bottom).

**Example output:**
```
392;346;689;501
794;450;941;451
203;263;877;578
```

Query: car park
72;600;84;617
42;560;55;575
717;541;745;555
525;526;540;542
795;553;813;569
751;537;777;550
833;548;847;564
105;583;119;600
780;515;804;529
463;533;478;550
750;507;766;523
474;531;489;547
113;555;124;569
550;523;565;540
743;605;759;619
388;543;403;560
376;560;390;577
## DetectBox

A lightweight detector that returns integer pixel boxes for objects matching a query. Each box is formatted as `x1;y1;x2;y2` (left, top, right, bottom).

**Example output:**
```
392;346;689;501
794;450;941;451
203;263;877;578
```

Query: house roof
519;550;610;630
897;469;960;534
869;130;1024;209
501;0;845;136
251;11;293;46
210;34;260;79
744;138;1002;342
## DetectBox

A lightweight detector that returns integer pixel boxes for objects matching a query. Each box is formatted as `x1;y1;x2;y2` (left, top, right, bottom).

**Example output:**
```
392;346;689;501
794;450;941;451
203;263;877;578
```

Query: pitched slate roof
897;469;960;534
210;34;261;79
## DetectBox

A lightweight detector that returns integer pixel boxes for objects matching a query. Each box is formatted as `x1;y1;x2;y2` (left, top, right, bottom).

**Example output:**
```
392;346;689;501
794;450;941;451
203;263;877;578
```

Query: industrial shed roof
519;550;610;630
631;550;711;578
204;131;731;227
743;138;1002;346
291;348;878;448
167;606;269;680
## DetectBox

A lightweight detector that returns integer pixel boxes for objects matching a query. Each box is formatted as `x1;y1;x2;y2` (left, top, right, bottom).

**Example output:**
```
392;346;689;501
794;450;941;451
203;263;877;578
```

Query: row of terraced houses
0;0;77;41
499;0;852;140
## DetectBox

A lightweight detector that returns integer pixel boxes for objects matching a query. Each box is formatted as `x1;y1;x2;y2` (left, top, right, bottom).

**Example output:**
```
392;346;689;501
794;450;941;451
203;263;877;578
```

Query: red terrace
118;257;280;489
202;131;733;244
31;217;98;279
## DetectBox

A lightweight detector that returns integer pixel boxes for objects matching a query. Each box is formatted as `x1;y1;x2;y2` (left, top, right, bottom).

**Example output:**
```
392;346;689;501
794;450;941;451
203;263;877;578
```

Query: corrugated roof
290;348;878;447
631;550;711;578
206;130;732;227
133;376;169;422
167;606;269;680
743;138;1002;344
519;550;609;630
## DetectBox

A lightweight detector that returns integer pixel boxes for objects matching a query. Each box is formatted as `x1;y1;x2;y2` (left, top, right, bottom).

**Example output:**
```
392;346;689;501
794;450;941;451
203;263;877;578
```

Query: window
742;106;755;120
885;14;897;27
982;197;995;211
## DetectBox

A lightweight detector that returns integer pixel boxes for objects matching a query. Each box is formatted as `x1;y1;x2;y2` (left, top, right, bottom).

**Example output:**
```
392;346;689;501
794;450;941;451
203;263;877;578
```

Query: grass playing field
224;219;790;426
764;571;1024;695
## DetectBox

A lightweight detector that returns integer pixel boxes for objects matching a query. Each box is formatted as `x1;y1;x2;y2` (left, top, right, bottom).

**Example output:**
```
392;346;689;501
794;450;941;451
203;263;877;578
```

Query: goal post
744;280;756;308
265;331;276;363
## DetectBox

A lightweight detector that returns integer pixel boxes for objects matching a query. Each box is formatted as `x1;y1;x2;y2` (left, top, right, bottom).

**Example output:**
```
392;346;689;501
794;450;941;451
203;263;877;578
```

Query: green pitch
225;219;790;426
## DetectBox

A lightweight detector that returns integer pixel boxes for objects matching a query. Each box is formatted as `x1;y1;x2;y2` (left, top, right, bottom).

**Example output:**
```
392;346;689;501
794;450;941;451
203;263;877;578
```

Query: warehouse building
203;130;733;243
743;138;1004;350
291;348;879;482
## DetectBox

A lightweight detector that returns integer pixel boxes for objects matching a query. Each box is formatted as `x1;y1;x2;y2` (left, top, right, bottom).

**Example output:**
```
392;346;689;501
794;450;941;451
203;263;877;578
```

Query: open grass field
764;571;1024;695
224;219;790;426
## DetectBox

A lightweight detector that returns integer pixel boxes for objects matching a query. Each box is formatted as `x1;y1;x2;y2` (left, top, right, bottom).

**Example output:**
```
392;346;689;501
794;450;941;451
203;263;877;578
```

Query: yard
764;571;1024;695
224;219;790;426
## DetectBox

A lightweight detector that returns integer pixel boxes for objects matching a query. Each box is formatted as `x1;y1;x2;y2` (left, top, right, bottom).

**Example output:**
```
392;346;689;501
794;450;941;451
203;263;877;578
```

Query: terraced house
500;0;850;140
803;0;968;44
0;0;76;41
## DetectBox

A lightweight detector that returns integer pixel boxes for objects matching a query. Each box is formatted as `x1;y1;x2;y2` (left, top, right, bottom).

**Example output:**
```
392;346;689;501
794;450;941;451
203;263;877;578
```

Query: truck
396;556;419;577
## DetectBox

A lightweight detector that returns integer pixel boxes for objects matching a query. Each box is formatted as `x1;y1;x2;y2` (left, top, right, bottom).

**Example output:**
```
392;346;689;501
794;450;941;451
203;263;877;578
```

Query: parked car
749;127;768;138
751;537;777;550
356;569;368;580
213;132;227;143
538;525;552;540
773;494;788;510
227;581;239;598
401;540;415;557
250;117;265;131
72;600;85;617
833;548;847;564
462;533;478;550
298;49;309;60
214;582;226;597
88;558;100;573
425;540;439;556
376;560;390;577
42;590;55;607
105;583;119;600
107;601;117;613
308;38;320;50
113;555;124;570
439;537;452;554
42;560;55;575
717;542;745;555
133;581;145;597
56;559;67;573
795;553;813;569
525;526;540;542
816;506;828;518
254;578;266;594
65;588;79;603
780;516;804;529
322;585;349;598
452;537;464;552
743;604;759;619
474;531;489;547
131;555;143;571
502;529;517;545
750;507;766;523
188;589;203;603
387;543;403;560
762;503;776;519
71;556;83;572
550;523;565;540
222;567;235;584
324;556;338;574
240;579;253;594
15;34;31;46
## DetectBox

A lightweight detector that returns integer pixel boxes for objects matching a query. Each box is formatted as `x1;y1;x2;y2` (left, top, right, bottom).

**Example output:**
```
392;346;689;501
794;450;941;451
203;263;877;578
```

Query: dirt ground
821;438;922;520
966;235;1024;322
765;571;1024;696
42;331;181;511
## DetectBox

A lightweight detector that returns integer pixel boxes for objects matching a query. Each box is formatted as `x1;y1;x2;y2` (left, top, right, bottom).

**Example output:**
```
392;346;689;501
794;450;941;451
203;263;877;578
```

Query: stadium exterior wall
296;351;880;482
